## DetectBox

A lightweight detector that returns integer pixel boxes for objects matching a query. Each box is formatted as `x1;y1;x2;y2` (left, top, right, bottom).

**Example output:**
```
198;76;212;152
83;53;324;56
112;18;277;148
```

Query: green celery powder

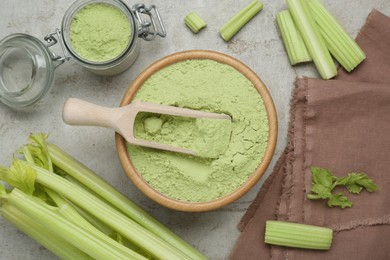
70;3;131;62
127;59;269;202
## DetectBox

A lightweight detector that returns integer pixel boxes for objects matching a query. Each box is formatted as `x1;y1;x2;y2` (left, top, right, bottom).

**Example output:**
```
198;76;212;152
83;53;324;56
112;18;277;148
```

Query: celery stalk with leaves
0;133;207;260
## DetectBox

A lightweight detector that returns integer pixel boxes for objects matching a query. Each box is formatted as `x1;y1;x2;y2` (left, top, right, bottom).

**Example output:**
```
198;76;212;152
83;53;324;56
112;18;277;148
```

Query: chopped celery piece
307;0;365;72
277;10;312;65
287;0;337;79
185;12;207;33
265;220;333;250
47;144;206;260
219;0;263;41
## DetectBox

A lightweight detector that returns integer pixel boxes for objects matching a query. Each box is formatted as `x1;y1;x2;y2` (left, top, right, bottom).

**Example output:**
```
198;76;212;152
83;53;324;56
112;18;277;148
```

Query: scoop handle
62;98;120;129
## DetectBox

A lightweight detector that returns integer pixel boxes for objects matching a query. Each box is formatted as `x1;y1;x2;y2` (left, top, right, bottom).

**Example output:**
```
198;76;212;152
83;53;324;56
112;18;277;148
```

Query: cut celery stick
277;10;312;65
265;220;333;250
1;203;91;260
307;0;365;72
185;12;207;33
287;0;337;79
219;0;263;41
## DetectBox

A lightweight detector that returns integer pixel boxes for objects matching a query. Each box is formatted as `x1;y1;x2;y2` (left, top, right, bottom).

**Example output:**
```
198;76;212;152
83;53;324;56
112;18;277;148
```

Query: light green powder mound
143;116;163;134
134;114;232;158
127;59;269;202
70;3;131;62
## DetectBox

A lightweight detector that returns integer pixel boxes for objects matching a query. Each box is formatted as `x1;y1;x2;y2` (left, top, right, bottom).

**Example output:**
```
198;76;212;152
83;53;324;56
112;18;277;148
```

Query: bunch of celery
0;133;206;260
277;0;365;79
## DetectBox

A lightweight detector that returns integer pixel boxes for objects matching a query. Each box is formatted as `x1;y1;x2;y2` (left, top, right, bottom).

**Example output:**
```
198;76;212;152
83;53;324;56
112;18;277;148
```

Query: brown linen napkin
230;9;390;260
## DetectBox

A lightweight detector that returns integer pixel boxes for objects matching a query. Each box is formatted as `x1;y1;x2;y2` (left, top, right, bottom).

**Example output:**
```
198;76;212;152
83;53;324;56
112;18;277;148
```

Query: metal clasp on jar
132;4;166;41
43;29;70;67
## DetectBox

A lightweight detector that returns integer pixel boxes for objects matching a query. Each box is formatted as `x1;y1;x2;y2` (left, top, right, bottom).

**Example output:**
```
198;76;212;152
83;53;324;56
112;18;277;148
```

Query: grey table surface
0;0;389;259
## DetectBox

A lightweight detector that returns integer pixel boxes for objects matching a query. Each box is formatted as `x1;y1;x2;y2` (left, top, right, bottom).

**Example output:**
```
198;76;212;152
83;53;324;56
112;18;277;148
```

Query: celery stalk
219;0;263;41
286;0;337;79
307;0;365;72
56;203;142;258
25;143;141;257
24;146;142;257
39;184;149;259
265;220;333;250
276;10;312;65
7;189;146;260
185;12;207;33
32;165;190;260
47;143;206;260
1;203;91;260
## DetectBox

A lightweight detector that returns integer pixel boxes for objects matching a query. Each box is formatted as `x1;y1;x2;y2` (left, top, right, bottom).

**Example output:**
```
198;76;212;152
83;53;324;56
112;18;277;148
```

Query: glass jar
0;0;165;108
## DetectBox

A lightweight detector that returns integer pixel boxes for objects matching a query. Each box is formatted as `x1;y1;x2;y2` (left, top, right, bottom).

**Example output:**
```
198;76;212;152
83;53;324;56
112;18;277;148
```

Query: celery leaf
311;167;333;189
356;176;378;192
3;160;36;195
334;172;378;194
311;183;332;199
327;193;352;208
25;133;53;171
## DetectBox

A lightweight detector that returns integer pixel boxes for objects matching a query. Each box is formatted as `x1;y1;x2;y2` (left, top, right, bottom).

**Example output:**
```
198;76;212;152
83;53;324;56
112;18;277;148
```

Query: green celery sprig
276;10;312;65
307;167;378;208
265;220;333;250
219;0;263;41
286;0;337;79
307;0;365;72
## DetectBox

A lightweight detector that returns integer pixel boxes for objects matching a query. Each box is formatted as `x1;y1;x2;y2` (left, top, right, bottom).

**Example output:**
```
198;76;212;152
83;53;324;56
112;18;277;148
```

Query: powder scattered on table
70;3;131;62
128;59;269;202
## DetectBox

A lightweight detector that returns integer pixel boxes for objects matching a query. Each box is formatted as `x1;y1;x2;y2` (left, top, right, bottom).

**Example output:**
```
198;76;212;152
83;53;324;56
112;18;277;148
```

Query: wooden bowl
115;50;277;212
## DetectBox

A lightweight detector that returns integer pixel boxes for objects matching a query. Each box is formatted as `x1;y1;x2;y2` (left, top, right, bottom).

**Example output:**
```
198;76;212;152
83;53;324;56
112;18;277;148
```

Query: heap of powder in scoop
128;59;269;202
134;114;232;158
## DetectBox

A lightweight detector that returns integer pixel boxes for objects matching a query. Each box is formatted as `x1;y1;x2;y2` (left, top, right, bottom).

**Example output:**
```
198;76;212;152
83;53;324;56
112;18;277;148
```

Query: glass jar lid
0;34;56;108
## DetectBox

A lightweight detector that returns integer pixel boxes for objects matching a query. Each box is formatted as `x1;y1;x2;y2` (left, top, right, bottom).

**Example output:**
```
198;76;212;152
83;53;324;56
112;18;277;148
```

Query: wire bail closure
44;29;70;67
132;4;166;41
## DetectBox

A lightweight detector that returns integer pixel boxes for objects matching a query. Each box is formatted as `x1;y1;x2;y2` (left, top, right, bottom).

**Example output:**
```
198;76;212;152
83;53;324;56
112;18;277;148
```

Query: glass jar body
61;0;140;76
0;34;57;108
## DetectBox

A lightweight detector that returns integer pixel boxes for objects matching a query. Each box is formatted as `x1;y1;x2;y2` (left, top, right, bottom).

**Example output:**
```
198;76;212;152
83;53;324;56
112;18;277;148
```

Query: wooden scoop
62;98;231;156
